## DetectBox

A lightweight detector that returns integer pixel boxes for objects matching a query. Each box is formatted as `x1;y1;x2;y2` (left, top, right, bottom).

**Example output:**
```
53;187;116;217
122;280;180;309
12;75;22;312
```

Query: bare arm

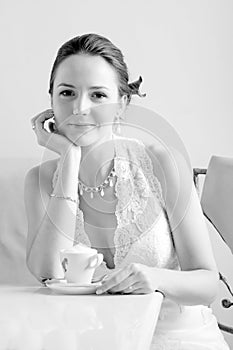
24;148;81;283
148;144;219;305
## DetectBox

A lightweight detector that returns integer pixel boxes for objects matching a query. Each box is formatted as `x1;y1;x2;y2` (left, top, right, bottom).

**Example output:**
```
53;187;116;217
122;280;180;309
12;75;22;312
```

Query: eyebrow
57;83;110;90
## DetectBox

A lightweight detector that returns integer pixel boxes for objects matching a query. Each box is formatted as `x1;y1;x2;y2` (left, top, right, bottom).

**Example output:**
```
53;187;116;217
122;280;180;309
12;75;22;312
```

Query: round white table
0;285;163;350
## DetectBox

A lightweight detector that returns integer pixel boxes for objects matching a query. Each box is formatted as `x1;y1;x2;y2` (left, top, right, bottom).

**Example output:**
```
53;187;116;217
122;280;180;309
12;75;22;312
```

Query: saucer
45;279;102;295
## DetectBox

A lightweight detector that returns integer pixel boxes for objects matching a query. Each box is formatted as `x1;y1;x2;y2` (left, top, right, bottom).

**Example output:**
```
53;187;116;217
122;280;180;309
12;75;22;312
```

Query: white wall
1;0;233;346
1;0;232;165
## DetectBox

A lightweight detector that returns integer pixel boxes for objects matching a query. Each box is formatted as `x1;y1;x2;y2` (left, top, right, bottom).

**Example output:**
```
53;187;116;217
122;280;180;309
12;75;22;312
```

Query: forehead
54;54;119;88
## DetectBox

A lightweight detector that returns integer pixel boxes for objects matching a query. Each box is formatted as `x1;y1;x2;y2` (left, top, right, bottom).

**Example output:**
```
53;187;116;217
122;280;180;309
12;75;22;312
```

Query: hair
48;33;146;105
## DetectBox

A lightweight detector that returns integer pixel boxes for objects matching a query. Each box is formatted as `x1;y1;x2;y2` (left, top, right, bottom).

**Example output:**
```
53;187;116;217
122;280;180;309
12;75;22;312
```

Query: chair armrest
193;168;207;196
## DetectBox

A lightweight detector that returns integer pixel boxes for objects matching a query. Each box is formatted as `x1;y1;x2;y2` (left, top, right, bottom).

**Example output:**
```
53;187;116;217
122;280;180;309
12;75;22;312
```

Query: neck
79;133;116;187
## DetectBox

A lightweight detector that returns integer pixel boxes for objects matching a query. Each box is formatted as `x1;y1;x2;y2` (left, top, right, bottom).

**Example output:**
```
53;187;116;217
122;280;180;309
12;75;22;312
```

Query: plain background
1;0;233;165
1;0;233;347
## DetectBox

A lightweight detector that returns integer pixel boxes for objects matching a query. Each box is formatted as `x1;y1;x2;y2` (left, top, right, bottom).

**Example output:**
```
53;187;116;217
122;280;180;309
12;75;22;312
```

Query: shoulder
145;142;192;184
144;142;193;211
24;158;59;195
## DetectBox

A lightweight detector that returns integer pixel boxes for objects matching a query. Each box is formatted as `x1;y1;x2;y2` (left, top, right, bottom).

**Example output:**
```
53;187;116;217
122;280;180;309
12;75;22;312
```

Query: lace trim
133;138;166;208
111;136;176;267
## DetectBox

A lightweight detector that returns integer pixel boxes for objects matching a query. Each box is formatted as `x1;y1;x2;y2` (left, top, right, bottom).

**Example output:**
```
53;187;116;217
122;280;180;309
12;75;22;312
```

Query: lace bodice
52;134;179;271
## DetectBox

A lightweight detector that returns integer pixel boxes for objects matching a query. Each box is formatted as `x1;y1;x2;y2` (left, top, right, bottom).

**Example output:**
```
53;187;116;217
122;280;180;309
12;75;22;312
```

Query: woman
24;33;229;349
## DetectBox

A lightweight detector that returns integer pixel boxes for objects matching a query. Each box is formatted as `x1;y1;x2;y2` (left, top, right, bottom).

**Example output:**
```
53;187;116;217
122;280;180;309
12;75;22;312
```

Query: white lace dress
52;134;229;350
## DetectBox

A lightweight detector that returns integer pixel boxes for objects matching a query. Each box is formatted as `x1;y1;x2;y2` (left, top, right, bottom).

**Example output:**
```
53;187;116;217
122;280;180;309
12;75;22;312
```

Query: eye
92;92;107;100
59;90;75;97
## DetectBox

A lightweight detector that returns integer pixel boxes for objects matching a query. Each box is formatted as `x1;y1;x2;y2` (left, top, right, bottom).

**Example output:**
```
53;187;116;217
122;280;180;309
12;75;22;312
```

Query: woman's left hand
96;263;160;295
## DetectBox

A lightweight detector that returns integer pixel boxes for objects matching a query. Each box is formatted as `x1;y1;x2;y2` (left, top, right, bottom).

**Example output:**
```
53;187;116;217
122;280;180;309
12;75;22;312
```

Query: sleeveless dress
52;134;229;350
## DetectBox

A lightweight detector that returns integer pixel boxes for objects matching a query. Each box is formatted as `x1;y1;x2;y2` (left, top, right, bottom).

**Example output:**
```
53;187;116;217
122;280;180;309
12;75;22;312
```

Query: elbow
26;254;44;285
26;252;50;285
26;250;64;284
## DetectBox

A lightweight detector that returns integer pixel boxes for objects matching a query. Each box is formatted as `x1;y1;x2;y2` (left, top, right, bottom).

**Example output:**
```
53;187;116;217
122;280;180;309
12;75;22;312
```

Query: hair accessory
114;115;121;135
113;111;122;135
116;123;121;135
78;166;116;199
128;76;147;98
32;124;35;130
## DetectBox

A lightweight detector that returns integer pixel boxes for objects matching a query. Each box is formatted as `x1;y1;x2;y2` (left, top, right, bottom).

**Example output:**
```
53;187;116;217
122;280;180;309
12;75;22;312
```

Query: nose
72;94;90;116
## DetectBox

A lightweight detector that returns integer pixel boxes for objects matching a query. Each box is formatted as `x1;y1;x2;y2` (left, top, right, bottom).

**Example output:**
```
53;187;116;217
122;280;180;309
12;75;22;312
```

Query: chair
193;155;233;337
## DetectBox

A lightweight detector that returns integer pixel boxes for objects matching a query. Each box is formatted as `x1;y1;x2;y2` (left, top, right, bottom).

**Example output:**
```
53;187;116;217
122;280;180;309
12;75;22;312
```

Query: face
51;53;127;146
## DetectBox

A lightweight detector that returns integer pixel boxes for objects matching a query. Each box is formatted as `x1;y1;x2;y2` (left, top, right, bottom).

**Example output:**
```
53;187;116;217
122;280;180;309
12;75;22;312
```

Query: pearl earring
113;114;121;135
116;117;121;134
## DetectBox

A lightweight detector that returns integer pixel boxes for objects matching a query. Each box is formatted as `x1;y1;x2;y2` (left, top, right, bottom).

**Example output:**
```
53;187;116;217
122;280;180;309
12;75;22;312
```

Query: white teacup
60;244;103;284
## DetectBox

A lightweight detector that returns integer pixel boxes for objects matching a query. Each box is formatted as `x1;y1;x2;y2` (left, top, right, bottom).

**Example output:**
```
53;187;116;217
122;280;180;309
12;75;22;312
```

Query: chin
66;131;99;147
66;127;113;147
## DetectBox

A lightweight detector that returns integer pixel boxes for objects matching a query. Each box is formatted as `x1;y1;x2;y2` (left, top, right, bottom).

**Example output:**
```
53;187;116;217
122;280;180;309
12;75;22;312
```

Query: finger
36;109;54;127
96;268;132;294
32;111;55;135
35;109;54;122
31;109;54;127
101;263;143;293
108;276;137;293
92;274;108;283
123;282;142;293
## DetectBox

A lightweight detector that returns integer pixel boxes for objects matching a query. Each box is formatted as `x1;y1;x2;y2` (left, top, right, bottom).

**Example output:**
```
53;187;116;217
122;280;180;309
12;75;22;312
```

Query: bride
24;33;229;349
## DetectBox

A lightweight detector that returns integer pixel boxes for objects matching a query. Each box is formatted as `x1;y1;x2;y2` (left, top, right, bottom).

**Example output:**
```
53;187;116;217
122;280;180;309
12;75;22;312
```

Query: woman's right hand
92;261;120;283
31;109;78;156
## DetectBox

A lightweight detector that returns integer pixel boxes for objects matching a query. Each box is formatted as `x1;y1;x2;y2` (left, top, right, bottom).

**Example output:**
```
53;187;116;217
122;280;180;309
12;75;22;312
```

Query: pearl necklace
78;166;116;199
